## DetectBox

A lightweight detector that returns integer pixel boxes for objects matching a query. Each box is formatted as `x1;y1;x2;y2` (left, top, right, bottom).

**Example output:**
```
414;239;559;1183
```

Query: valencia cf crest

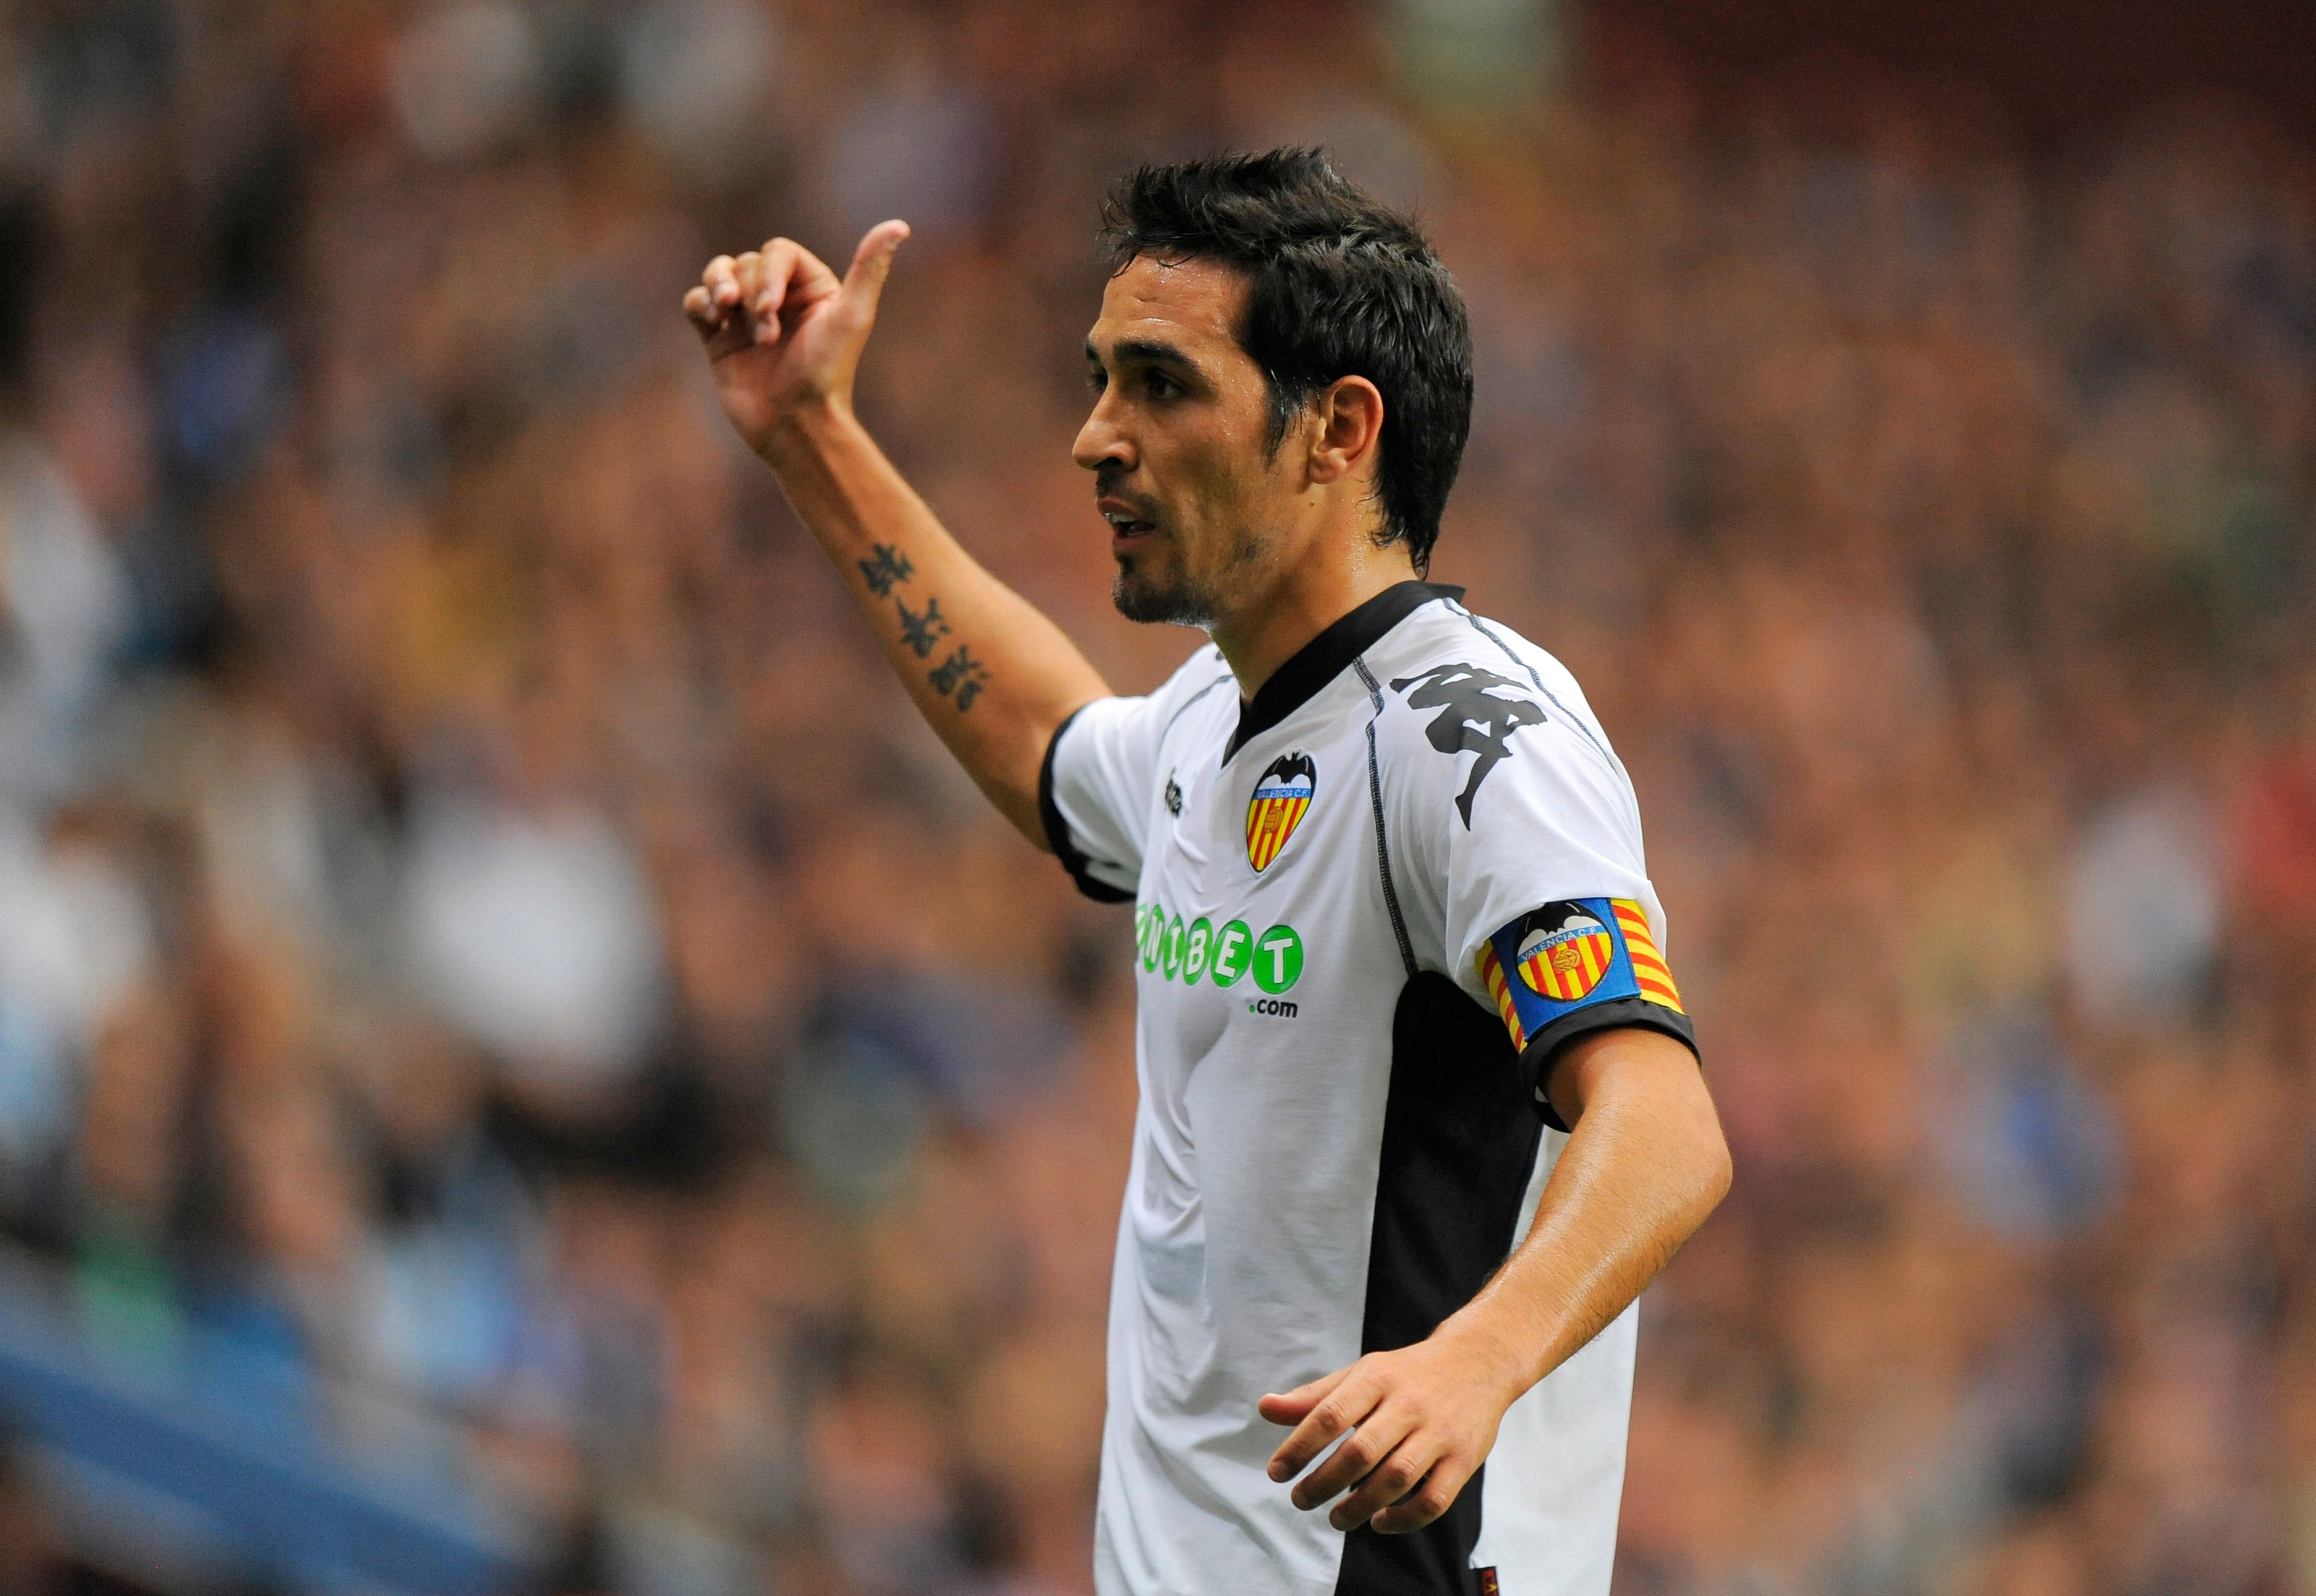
1245;752;1316;873
1514;903;1616;1002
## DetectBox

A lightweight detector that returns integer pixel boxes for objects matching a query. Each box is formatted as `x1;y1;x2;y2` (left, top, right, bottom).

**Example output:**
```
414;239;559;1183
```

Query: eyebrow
1086;337;1200;371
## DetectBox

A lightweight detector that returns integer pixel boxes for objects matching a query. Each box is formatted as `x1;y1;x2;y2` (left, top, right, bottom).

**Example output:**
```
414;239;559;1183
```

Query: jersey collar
1222;580;1464;764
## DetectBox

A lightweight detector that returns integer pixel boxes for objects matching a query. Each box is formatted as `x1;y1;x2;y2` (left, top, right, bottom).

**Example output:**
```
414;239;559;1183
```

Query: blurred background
0;0;2309;1591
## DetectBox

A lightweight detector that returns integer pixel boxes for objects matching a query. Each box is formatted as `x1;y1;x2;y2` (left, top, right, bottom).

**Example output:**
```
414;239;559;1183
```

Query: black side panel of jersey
1335;973;1545;1596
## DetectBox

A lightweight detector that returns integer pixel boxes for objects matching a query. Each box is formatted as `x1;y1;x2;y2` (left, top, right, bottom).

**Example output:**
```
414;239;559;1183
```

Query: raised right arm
684;223;1110;845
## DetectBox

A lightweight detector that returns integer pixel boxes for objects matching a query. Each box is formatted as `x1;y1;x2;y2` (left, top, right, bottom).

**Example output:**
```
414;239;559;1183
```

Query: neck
1209;525;1417;701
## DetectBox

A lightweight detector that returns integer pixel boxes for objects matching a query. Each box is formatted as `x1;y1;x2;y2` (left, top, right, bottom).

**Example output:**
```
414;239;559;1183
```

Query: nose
1073;389;1135;475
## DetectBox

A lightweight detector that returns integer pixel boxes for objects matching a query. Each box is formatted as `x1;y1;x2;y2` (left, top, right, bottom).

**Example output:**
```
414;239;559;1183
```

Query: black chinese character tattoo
929;644;991;710
858;543;915;597
896;595;951;659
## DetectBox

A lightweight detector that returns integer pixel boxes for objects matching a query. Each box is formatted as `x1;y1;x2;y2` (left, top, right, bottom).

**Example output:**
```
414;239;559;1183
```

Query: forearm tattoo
860;543;988;711
896;595;950;657
928;645;990;710
858;544;915;595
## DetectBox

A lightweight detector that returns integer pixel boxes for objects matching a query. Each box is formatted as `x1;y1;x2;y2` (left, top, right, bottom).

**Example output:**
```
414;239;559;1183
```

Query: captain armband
1474;897;1698;1123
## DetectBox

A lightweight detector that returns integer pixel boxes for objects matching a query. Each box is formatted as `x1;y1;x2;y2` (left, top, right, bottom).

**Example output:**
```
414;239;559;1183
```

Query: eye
1086;367;1109;393
1145;371;1181;399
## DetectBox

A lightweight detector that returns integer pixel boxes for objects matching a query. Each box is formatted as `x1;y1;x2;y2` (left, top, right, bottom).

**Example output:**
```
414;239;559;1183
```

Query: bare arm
684;224;1111;843
1261;1027;1731;1534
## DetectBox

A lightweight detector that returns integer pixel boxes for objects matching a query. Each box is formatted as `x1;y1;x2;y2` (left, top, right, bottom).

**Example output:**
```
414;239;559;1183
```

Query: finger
728;246;786;346
1328;1431;1441;1532
739;240;785;307
728;252;759;322
840;219;911;316
682;284;724;335
1294;1404;1417;1514
770;240;848;346
772;237;843;320
1370;1453;1475;1537
1258;1368;1345;1428
1267;1365;1381;1483
703;254;740;308
726;246;757;298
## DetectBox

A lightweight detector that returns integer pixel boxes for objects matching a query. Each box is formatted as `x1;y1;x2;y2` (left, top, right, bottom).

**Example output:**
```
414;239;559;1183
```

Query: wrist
757;395;860;471
1430;1305;1543;1408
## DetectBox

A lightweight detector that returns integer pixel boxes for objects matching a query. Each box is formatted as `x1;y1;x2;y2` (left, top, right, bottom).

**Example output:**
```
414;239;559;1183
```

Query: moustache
1095;469;1160;522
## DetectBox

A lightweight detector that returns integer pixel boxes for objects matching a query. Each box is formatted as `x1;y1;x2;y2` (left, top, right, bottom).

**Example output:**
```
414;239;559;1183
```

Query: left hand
1258;1331;1522;1535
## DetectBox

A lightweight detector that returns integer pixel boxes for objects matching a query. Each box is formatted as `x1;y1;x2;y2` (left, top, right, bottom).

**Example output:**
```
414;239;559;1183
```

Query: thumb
841;220;911;315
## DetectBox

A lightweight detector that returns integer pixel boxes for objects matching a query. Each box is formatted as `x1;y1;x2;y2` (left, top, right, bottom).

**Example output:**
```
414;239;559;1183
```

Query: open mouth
1104;512;1158;539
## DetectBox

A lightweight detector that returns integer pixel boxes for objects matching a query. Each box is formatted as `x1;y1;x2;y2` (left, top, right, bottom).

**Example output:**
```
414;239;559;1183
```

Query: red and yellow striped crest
1245;753;1316;873
1517;908;1615;1002
1612;899;1685;1012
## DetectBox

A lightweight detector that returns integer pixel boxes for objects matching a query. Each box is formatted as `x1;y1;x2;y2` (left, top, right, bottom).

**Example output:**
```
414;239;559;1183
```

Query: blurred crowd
0;1;2309;1593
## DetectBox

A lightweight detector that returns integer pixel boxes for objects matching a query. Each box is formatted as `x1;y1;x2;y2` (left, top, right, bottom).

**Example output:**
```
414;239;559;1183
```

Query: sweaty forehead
1088;256;1249;357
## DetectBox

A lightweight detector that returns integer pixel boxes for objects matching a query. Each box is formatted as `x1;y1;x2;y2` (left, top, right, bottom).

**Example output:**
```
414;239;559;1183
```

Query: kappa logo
1246;752;1316;873
1390;663;1547;827
1514;903;1616;1002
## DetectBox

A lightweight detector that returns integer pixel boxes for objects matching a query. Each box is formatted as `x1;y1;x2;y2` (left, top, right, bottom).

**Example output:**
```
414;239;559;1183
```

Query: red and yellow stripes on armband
1476;896;1684;1053
1610;899;1684;1012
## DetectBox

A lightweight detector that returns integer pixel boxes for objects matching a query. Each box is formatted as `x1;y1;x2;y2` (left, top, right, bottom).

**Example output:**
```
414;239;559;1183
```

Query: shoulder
1066;644;1234;748
1364;596;1626;792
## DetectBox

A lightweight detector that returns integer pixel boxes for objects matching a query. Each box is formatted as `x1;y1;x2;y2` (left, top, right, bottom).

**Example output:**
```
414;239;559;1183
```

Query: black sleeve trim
1037;704;1135;905
1517;999;1701;1131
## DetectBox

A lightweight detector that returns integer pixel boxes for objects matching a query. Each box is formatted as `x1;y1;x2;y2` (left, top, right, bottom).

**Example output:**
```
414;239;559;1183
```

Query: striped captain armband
1475;899;1696;1112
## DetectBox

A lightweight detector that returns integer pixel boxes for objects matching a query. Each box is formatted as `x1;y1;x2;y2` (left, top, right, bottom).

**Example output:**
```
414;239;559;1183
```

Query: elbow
1669;1077;1732;1237
1697;1122;1733;1219
1688;1068;1733;1208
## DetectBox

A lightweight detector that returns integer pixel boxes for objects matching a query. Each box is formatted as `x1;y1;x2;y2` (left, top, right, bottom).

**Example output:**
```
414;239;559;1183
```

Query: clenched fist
682;220;910;459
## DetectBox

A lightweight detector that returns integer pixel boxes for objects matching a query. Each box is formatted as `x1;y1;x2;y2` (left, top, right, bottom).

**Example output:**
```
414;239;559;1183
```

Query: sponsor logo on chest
1135;903;1305;1016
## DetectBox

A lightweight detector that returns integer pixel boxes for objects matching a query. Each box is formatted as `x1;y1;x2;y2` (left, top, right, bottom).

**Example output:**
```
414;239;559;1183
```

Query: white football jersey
1041;582;1697;1596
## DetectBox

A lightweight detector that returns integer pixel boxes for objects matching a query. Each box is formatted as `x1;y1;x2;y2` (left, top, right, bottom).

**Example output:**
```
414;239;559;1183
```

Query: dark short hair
1099;149;1473;575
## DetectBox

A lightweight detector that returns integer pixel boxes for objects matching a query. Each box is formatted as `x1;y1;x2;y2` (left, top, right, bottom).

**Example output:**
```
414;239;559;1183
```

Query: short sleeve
1407;662;1698;1123
1039;695;1163;903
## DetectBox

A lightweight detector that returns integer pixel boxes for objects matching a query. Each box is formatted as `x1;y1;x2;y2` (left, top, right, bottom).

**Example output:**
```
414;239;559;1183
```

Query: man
684;150;1730;1596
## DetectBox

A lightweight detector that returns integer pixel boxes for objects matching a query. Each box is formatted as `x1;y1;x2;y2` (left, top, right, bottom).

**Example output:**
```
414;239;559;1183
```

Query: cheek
1164;429;1267;523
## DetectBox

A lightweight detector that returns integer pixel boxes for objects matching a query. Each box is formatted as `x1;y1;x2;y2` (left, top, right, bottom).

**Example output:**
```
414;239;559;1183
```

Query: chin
1112;561;1212;627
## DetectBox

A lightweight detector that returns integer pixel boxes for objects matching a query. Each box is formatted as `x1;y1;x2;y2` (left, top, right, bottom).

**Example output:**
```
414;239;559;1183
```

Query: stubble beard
1111;526;1267;627
1111;557;1219;626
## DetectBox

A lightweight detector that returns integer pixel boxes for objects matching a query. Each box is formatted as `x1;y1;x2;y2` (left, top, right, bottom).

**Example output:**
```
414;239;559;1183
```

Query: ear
1305;376;1385;488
